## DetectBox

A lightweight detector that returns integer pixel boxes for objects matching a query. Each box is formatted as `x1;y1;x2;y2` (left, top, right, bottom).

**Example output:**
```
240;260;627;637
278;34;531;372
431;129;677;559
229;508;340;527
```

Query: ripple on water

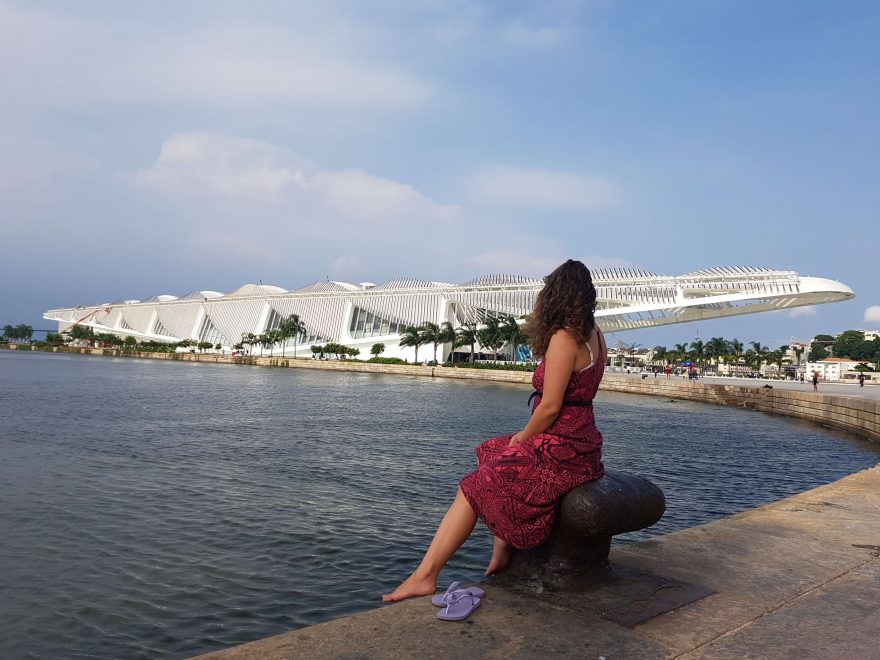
0;351;877;658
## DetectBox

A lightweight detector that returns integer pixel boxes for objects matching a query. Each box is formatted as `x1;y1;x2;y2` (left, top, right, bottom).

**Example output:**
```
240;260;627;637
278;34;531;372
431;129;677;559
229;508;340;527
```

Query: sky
1;0;878;349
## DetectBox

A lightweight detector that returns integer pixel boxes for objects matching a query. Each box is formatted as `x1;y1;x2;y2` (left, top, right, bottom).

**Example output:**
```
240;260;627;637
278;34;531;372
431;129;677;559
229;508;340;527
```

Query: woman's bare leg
485;535;514;576
382;488;477;602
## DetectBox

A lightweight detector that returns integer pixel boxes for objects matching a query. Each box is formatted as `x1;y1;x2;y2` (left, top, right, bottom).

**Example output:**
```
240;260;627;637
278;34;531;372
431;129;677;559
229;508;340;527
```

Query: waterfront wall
4;344;878;442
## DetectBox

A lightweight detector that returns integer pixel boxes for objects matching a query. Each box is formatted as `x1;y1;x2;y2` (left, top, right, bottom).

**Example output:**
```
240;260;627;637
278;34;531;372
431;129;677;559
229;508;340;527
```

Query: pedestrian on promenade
383;260;607;602
665;366;671;379
859;372;865;387
812;370;819;392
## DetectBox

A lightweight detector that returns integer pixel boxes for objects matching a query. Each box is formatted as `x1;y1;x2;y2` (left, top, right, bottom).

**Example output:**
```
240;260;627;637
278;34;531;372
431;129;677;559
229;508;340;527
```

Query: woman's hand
508;432;526;446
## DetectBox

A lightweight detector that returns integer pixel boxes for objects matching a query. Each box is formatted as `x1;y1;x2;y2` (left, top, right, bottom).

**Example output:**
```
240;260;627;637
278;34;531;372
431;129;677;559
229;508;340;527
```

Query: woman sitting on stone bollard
383;259;607;602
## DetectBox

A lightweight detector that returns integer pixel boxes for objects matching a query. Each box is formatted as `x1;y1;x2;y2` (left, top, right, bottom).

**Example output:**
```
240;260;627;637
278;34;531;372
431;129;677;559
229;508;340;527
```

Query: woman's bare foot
382;572;436;602
485;537;514;576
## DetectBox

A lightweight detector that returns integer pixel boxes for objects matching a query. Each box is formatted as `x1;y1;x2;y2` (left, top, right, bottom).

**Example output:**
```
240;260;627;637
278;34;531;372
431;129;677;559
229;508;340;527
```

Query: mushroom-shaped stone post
498;471;665;591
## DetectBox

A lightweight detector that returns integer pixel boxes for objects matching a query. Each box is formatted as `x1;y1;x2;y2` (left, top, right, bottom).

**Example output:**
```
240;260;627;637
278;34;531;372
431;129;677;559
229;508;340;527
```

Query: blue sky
1;0;878;348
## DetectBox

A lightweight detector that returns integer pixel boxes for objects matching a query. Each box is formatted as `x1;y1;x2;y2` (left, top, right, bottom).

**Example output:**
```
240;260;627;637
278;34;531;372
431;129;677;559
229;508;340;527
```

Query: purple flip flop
431;582;486;607
436;592;481;621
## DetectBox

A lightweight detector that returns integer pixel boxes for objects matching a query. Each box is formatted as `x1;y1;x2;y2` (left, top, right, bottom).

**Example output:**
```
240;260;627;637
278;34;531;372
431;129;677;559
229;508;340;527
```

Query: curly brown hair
526;259;597;358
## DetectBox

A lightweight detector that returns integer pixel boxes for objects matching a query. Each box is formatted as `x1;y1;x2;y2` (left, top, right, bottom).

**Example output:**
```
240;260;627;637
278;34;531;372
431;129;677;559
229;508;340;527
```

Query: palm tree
690;339;705;368
291;316;307;358
241;332;256;355
419;322;442;363
477;317;504;363
746;341;770;373
730;338;744;362
399;325;426;363
652;346;668;366
278;314;306;358
505;318;529;363
673;343;689;367
499;316;528;363
455;323;478;363
438;321;456;363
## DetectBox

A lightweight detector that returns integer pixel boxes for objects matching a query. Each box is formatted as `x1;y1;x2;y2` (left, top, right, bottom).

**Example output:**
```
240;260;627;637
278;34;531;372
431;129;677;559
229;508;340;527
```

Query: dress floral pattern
459;358;605;549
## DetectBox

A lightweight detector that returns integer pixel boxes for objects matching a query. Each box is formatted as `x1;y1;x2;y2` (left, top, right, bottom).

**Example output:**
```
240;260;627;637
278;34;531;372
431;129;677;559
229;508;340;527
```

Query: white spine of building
44;267;854;360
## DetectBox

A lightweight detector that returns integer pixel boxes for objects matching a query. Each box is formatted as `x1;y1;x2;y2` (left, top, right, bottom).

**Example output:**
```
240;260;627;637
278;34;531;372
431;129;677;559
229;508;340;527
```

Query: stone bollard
497;471;665;591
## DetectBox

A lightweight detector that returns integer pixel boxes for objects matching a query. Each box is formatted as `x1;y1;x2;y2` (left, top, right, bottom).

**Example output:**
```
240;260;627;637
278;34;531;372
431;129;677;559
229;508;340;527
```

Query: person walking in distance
812;370;819;392
858;372;866;388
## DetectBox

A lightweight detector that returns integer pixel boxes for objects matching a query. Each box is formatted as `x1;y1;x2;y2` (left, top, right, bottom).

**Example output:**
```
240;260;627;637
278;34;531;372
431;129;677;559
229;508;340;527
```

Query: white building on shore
44;267;854;362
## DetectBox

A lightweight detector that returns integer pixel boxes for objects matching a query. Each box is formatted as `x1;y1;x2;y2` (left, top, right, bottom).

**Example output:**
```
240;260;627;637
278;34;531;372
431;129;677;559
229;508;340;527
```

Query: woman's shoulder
550;328;579;347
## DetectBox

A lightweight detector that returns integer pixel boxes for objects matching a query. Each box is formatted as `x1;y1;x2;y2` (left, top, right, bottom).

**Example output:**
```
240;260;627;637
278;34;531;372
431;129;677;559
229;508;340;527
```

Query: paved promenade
643;372;880;401
201;464;880;659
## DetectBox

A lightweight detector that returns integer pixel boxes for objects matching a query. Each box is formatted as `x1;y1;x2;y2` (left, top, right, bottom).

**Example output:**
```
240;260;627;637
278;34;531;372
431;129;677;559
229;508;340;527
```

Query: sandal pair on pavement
433;581;485;621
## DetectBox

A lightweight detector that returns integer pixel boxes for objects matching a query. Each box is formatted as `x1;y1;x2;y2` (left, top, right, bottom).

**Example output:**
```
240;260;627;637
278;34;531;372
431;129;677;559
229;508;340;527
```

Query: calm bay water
1;350;878;658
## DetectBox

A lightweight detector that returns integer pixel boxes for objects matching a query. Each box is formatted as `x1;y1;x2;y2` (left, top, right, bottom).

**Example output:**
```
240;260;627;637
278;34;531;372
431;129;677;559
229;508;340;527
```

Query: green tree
370;342;386;357
399;325;427;363
2;325;13;342
477;317;504;363
124;336;138;349
241;332;256;355
690;339;705;367
673;343;690;366
651;346;668;366
15;324;33;343
809;343;829;362
832;330;865;360
278;314;307;358
500;316;529;363
45;332;66;346
419;322;442;363
746;341;770;373
454;323;478;363
730;338;744;362
705;337;730;367
438;321;456;363
197;341;213;353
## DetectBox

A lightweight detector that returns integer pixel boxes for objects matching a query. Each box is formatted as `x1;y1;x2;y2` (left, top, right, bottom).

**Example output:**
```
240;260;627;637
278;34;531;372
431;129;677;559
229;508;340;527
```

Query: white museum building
44;267;854;362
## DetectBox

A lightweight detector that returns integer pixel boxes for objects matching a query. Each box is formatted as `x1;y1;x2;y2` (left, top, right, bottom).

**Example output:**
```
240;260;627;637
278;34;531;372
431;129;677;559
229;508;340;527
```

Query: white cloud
864;305;880;324
135;132;460;266
471;167;621;211
137;132;458;221
465;248;637;278
501;21;575;48
0;5;433;112
789;305;818;318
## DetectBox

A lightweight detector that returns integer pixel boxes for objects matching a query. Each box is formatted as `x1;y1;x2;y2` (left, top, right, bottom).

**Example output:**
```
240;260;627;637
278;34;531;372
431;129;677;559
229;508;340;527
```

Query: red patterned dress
459;358;605;549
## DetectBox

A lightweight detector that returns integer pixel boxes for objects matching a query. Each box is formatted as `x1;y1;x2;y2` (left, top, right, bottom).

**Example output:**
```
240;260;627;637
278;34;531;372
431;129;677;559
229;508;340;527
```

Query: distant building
806;358;863;382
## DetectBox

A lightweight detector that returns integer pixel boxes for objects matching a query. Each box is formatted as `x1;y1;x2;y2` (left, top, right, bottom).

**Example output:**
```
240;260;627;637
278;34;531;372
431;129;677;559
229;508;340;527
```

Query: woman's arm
509;329;577;445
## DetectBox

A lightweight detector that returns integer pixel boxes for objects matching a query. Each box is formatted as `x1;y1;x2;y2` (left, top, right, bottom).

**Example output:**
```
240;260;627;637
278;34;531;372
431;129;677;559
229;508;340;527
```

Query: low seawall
599;374;880;443
5;344;878;442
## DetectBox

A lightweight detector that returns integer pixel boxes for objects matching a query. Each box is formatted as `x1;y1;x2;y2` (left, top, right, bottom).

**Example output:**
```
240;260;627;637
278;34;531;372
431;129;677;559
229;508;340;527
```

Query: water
0;351;877;658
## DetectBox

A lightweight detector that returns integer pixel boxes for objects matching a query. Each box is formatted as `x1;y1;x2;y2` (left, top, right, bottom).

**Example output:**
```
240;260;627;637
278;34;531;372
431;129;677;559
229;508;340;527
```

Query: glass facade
349;306;405;339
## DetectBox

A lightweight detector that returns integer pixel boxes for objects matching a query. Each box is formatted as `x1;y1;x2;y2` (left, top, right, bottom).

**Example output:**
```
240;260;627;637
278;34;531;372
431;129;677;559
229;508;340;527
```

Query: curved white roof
459;274;542;287
680;266;796;278
293;280;361;293
592;268;659;280
374;277;451;290
141;294;179;303
178;290;225;301
226;283;288;298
